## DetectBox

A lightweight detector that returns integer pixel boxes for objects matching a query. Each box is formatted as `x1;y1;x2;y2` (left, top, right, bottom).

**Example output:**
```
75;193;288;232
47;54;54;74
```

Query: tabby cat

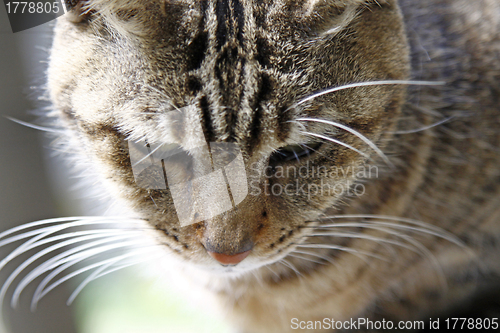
3;0;500;332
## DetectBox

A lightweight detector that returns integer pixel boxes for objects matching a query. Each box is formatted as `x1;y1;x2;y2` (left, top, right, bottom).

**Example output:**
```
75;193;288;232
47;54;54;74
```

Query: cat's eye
270;142;322;164
66;0;94;24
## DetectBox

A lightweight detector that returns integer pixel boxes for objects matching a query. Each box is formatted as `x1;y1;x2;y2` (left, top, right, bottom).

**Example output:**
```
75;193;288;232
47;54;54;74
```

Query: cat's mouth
188;221;312;275
197;250;295;275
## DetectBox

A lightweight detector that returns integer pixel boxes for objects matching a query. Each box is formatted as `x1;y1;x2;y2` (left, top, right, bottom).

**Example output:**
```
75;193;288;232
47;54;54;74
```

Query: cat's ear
63;0;154;38
64;0;188;39
64;0;94;23
302;0;388;36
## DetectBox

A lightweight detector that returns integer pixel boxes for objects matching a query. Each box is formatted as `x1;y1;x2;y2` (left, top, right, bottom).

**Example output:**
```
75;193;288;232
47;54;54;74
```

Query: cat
2;0;500;332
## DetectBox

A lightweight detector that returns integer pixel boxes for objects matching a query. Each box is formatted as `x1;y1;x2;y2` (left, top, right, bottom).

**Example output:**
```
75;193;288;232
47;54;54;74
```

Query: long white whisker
293;80;445;107
286;253;325;265
0;228;68;249
307;232;416;257
296;244;388;262
396;233;448;291
5;116;65;134
0;228;64;273
0;216;144;245
143;83;172;102
391;116;454;135
289;249;338;266
142;83;196;114
263;265;281;280
65;261;116;307
6;232;143;309
0;219;146;272
11;232;144;308
317;215;465;247
30;257;84;311
310;222;452;288
35;247;155;307
131;142;165;167
279;259;302;278
30;241;152;309
66;248;162;306
297;118;392;166
0;217;118;242
0;229;138;272
300;131;369;159
314;221;463;249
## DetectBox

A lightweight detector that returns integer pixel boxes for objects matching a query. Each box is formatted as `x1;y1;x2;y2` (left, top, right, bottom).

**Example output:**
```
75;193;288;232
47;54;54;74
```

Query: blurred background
0;6;230;333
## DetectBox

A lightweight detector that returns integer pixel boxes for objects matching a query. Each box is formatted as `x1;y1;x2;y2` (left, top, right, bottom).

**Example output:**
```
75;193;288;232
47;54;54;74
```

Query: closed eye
270;142;322;164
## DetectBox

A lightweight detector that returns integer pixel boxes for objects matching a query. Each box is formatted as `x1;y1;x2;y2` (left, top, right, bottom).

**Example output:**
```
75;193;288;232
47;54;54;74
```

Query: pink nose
208;250;251;265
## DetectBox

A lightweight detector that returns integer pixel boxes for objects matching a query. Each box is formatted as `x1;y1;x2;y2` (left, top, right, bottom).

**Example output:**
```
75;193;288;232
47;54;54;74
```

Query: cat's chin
190;260;269;277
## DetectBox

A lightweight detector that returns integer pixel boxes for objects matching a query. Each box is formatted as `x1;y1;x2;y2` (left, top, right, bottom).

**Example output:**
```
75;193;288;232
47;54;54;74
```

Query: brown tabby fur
46;0;500;331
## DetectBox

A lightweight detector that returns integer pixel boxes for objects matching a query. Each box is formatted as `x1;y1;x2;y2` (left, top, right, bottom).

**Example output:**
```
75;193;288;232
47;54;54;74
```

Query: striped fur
45;0;500;332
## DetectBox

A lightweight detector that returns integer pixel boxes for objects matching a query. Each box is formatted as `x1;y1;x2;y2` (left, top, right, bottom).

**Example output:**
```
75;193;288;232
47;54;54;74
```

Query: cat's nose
203;232;254;266
207;250;251;265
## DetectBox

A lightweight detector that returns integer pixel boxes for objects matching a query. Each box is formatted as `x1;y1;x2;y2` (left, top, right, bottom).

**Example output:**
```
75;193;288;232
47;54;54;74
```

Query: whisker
64;260;116;307
5;116;65;134
0;217;104;242
395;233;448;291
33;247;154;309
289;249;338;266
292;80;445;107
308;222;453;289
298;142;348;166
286;253;325;265
142;83;196;115
67;247;162;306
143;83;172;102
131;141;165;167
297;118;392;166
391;116;455;135
300;131;369;159
295;244;388;262
316;215;465;247
0;228;140;272
149;195;159;209
1;229;72;273
278;259;302;278
249;270;265;287
30;241;154;310
6;233;144;309
263;264;281;280
0;216;144;244
307;232;415;257
11;232;145;308
0;228;70;249
314;221;463;249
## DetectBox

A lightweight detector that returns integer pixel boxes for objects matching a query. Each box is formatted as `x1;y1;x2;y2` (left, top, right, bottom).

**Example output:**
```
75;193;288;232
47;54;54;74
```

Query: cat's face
48;0;409;274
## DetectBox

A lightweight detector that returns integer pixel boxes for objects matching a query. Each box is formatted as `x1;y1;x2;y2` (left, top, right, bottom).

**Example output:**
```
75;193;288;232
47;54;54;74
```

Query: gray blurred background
0;8;78;333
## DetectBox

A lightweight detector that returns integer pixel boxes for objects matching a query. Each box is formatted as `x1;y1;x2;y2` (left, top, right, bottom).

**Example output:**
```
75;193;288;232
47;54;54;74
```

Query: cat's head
48;0;409;274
